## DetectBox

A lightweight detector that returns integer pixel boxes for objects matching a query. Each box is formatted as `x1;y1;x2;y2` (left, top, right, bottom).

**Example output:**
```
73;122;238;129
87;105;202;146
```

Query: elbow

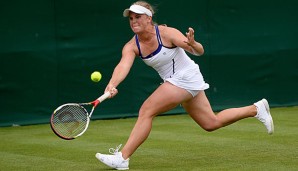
198;48;204;56
195;47;204;56
194;43;204;56
199;44;204;56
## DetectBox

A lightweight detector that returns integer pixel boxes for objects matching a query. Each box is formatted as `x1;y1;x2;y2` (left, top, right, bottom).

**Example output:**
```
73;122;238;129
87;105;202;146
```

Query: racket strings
52;104;89;138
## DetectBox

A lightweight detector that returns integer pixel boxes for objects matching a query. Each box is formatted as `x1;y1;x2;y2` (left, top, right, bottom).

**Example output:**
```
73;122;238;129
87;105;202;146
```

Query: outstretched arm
105;41;136;97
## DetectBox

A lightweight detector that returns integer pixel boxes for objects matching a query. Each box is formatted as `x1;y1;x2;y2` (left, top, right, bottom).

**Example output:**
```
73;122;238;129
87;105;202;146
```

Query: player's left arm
169;27;204;56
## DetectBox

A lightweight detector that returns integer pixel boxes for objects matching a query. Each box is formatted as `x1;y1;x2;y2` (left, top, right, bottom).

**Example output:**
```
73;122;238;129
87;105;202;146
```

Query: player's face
129;13;151;33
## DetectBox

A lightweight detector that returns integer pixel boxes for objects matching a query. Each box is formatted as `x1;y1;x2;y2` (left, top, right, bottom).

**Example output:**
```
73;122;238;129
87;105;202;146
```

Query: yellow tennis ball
91;71;102;82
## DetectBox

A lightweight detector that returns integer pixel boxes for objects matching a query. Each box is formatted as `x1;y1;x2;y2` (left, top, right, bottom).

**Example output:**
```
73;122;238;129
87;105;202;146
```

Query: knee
202;125;217;132
138;107;155;120
200;122;220;132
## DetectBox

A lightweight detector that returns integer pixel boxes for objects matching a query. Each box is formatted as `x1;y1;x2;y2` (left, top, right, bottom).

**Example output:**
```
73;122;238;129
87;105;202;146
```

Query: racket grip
91;92;111;108
97;91;111;103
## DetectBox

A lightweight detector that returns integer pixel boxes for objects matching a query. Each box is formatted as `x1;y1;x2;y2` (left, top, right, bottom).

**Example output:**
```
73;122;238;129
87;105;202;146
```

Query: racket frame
50;91;111;140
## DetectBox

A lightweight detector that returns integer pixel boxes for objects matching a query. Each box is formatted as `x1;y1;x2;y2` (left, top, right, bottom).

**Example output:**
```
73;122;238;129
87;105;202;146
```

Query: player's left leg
182;91;256;131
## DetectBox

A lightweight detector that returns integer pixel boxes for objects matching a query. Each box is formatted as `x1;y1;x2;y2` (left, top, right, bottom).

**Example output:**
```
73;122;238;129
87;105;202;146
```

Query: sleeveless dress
135;25;209;96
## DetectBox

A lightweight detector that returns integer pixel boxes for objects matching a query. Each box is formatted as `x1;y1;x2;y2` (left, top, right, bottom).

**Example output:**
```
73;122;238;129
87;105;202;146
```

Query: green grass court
0;107;297;171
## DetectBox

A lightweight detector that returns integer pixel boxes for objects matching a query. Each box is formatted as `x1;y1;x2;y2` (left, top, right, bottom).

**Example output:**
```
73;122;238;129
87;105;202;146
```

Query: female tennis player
95;1;274;170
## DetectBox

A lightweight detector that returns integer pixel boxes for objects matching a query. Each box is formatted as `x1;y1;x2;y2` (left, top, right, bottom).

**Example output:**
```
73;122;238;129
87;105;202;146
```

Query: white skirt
164;65;209;97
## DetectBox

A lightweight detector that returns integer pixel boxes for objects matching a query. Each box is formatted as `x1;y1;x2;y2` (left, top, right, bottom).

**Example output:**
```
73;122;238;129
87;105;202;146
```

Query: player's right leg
120;82;192;158
95;82;192;169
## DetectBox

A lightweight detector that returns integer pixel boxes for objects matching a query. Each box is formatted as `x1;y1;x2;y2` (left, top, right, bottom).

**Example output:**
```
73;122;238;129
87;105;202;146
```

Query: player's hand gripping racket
50;91;110;140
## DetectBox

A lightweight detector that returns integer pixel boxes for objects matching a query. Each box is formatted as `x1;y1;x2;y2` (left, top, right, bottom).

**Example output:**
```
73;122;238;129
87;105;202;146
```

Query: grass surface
0;107;297;171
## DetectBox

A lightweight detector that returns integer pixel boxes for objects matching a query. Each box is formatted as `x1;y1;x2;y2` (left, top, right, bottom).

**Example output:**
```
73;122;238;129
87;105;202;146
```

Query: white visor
123;5;152;17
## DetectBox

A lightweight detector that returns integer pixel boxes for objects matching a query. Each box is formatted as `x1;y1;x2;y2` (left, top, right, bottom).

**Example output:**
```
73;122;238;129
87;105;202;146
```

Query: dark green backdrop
1;0;298;126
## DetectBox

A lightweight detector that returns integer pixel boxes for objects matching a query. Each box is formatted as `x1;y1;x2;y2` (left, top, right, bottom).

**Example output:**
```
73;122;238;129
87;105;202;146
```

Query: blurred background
1;0;297;126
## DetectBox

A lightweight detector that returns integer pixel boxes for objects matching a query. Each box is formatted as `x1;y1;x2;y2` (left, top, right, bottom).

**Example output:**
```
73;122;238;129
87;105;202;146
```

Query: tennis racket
50;91;111;140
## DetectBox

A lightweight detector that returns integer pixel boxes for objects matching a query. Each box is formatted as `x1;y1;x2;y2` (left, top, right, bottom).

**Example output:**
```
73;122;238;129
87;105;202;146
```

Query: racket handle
91;92;111;107
97;91;111;103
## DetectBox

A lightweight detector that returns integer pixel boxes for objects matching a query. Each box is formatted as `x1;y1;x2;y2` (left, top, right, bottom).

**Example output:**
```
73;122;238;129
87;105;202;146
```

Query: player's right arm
105;39;137;97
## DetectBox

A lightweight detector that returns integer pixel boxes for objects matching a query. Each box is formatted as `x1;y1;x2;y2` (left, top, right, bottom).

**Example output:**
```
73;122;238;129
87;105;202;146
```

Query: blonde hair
132;1;156;25
132;1;155;16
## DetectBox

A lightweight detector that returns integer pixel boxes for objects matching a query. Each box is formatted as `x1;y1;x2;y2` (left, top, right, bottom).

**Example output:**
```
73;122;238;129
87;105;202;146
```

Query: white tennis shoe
95;144;129;170
254;99;274;134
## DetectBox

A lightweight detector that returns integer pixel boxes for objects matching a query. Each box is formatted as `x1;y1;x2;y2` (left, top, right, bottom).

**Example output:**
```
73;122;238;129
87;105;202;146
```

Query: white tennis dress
135;25;209;96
